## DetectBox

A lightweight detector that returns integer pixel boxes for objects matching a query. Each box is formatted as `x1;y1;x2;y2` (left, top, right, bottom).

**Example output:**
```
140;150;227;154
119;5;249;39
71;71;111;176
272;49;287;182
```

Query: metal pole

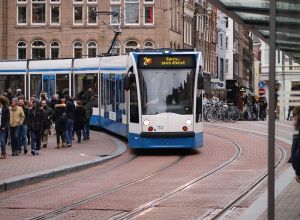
268;0;276;219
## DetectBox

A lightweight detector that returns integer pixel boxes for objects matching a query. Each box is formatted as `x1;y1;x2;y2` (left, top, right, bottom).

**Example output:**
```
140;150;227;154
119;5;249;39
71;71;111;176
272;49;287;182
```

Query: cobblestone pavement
0;121;297;220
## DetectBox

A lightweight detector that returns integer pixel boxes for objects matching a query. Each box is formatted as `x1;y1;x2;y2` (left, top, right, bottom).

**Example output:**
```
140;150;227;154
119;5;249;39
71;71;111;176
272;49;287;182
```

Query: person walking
74;101;86;143
18;98;29;154
64;95;75;147
52;100;67;148
0;96;10;159
82;98;93;141
290;106;300;183
28;99;45;155
41;100;52;148
9;98;24;156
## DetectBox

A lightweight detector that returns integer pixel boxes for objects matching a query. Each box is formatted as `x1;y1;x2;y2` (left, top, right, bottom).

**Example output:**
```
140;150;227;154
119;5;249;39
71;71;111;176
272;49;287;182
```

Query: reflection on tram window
30;75;42;97
56;74;69;99
0;75;25;96
75;73;98;107
139;69;195;115
130;79;139;123
110;74;115;112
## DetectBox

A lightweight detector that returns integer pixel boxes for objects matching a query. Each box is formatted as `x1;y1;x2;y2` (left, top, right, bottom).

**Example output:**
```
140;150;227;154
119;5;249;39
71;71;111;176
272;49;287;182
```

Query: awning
209;0;300;63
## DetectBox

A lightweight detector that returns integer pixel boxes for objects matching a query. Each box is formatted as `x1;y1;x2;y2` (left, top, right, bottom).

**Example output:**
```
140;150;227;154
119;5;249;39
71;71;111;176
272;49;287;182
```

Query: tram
0;50;204;149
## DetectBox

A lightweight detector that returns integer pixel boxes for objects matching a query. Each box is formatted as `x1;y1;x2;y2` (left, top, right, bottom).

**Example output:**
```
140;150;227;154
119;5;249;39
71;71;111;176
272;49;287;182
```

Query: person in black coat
74;101;86;143
0;96;10;159
64;95;75;147
28;99;45;155
52;99;66;148
290;107;300;183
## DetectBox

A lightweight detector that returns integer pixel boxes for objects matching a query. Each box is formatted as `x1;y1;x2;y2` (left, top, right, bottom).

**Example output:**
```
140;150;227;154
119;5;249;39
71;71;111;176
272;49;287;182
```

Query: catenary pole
268;0;276;219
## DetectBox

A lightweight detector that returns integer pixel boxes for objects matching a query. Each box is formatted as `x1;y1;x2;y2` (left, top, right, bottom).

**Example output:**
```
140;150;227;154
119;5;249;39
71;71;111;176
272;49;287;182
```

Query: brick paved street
0;131;127;191
0;121;297;220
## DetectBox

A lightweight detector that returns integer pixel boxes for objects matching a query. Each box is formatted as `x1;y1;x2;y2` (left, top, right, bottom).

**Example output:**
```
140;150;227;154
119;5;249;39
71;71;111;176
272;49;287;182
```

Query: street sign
258;80;266;89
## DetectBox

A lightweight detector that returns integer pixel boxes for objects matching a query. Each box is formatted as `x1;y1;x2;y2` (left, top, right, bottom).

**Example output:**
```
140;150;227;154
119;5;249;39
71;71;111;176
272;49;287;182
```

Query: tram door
43;75;56;98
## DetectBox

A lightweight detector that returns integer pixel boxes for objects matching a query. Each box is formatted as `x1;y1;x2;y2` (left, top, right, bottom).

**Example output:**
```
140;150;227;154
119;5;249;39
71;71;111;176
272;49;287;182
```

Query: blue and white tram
0;50;204;149
126;51;204;148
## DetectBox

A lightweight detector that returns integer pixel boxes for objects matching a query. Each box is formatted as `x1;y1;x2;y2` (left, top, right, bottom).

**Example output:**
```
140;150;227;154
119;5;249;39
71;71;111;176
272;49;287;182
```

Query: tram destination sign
137;55;196;69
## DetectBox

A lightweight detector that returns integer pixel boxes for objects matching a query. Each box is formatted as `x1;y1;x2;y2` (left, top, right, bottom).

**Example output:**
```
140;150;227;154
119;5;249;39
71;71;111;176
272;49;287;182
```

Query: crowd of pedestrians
0;89;93;159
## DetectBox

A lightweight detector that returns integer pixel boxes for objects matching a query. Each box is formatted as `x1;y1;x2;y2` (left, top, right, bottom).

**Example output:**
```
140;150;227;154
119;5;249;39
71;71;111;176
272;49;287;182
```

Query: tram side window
105;74;111;112
75;73;98;107
110;74;116;112
100;74;104;110
0;75;25;97
130;77;139;123
30;75;42;97
121;75;126;115
196;89;202;122
56;74;70;99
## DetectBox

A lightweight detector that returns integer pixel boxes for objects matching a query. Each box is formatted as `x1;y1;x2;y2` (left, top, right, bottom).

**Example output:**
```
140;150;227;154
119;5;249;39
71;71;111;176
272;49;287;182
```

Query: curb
0;138;127;192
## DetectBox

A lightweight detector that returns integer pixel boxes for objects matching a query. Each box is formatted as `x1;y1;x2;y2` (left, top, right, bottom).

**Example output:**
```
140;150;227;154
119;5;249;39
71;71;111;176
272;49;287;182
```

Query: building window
74;41;83;58
289;57;293;70
111;0;121;3
50;0;60;2
88;41;97;57
17;41;27;60
50;42;60;59
111;41;121;54
124;40;139;53
144;6;154;25
225;59;228;74
74;6;83;24
171;0;180;31
17;6;27;25
125;0;139;25
225;17;228;28
32;0;46;24
143;41;154;49
87;6;97;24
50;5;60;24
220;34;223;48
18;0;27;2
111;5;121;24
32;40;46;59
144;0;154;3
73;0;83;2
88;0;98;2
226;36;228;50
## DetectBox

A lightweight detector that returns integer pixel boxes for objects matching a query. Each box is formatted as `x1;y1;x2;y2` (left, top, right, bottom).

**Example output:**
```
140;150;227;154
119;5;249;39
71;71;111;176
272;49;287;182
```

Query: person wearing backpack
52;99;66;148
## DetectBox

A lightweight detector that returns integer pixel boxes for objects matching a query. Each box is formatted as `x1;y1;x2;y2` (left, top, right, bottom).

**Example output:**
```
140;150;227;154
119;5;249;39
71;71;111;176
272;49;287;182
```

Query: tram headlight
186;119;192;125
143;120;150;126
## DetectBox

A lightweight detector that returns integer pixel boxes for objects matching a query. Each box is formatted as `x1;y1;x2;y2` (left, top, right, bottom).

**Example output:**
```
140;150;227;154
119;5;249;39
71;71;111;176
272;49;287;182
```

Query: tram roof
0;61;27;75
209;0;300;63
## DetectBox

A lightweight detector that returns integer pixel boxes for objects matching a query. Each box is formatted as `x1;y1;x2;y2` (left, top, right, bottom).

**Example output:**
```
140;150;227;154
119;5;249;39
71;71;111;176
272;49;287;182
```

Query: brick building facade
0;0;186;60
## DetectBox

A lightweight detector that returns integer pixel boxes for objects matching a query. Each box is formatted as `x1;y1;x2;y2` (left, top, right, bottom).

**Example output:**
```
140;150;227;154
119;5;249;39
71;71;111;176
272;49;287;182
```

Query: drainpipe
3;0;8;59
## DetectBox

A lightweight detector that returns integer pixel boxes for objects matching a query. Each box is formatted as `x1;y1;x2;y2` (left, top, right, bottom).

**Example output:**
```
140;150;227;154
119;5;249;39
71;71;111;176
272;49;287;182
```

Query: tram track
0;154;138;202
204;124;287;219
1;128;271;220
108;132;242;220
29;155;186;220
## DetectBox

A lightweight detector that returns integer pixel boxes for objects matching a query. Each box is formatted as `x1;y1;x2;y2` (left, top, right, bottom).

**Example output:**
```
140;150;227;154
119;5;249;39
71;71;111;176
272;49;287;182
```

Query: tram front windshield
138;69;195;115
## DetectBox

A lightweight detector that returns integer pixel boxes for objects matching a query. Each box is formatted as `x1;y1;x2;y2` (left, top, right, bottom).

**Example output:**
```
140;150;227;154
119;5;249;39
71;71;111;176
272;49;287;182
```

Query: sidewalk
0;131;127;191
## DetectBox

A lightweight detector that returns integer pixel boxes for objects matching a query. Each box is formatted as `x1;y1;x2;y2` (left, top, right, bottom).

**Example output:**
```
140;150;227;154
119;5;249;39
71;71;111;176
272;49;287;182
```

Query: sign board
137;55;196;69
258;80;266;89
